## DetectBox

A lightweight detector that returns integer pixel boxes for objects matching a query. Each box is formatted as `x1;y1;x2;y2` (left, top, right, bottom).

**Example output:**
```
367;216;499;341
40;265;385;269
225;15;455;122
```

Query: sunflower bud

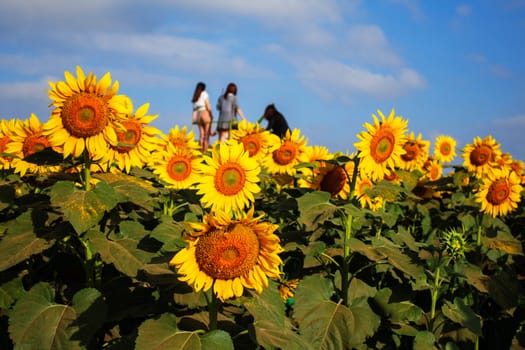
442;229;467;260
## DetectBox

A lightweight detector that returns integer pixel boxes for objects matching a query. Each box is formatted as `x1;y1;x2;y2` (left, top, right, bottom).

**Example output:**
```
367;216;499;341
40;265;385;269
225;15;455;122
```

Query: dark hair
223;82;237;98
192;82;206;103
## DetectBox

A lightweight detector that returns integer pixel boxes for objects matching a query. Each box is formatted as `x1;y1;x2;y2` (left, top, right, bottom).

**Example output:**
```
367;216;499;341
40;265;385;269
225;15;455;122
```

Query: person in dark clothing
262;104;290;138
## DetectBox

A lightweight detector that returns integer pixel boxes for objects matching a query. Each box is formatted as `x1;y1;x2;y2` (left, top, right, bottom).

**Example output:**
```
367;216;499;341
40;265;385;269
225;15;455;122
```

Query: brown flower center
273;141;296;165
486;178;510;205
115;121;142;153
167;155;192;181
215;161;246;195
359;180;372;195
195;224;260;280
23;135;51;157
401;142;418;162
429;165;441;181
320;166;347;196
370;129;395;163
440;142;452;156
469;145;493;166
241;134;261;157
61;92;109;138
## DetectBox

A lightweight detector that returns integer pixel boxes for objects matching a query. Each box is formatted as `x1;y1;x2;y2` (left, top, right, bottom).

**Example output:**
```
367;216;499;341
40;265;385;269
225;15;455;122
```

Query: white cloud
166;0;345;24
85;33;272;78
456;4;472;16
466;53;488;63
0;78;51;100
297;59;426;101
492;115;525;127
343;25;403;67
387;0;425;20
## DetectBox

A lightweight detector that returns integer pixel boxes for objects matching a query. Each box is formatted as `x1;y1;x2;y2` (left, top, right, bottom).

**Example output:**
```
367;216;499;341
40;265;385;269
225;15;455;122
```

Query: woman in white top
191;82;215;152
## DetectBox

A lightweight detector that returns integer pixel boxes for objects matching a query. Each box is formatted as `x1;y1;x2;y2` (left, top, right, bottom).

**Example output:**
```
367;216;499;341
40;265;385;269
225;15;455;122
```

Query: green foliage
1;147;524;350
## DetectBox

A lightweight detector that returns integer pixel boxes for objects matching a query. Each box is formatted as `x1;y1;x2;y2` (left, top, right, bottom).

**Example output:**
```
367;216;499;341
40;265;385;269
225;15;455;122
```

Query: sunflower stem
341;212;353;306
209;289;219;331
82;150;92;191
430;264;441;319
476;221;482;246
348;154;360;200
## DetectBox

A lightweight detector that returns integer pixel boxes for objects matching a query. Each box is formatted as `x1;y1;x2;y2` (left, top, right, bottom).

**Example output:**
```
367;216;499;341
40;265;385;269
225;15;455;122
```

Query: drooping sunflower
297;145;334;188
169;207;283;301
263;128;308;175
151;144;202;190
43;66;130;159
400;132;430;172
0;118;19;170
230;119;280;163
354;109;408;181
304;163;350;198
5;114;62;176
433;135;457;163
196;141;261;214
355;175;384;211
462;135;502;178
102;102;163;173
474;167;522;218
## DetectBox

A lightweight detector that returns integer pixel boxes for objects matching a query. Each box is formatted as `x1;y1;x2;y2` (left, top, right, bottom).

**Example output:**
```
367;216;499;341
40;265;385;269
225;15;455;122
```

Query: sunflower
5;114;62;176
354;109;408;181
279;278;299;303
151;144;202;190
297;145;334;188
475;167;522;218
462;135;502;178
102;102;163;173
263;129;308;175
0;119;19;170
161;125;200;154
230;120;280;163
43;66;130;159
196;141;261;214
303;163;350;198
355;175;384;211
400;132;430;172
169;207;283;301
422;156;443;181
433;135;457;163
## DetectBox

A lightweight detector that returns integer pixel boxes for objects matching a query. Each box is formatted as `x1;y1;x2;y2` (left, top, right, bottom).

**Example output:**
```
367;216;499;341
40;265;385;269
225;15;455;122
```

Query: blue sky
1;0;524;161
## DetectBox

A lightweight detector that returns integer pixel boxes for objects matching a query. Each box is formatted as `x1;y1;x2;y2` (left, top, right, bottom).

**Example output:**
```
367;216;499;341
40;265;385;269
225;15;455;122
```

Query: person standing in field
216;82;245;142
191;82;215;152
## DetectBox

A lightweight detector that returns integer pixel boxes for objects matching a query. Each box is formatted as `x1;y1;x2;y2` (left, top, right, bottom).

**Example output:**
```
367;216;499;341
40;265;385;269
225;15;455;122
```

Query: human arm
232;96;246;121
236;107;246;121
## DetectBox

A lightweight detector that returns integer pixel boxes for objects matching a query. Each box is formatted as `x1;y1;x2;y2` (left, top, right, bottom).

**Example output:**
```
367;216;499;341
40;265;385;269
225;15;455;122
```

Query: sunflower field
1;66;524;350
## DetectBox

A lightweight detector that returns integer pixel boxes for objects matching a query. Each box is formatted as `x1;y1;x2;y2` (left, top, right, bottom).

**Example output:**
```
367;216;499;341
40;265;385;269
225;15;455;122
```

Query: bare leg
202;122;212;152
219;130;229;142
198;123;205;150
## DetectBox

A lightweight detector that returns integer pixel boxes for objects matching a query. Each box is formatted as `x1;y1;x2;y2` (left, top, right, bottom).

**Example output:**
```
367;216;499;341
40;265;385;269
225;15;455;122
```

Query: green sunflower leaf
94;172;160;211
135;313;202;350
200;330;234;350
245;281;308;350
297;191;337;230
8;283;106;350
85;228;156;278
49;180;118;234
0;274;25;311
442;297;482;336
0;210;54;271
